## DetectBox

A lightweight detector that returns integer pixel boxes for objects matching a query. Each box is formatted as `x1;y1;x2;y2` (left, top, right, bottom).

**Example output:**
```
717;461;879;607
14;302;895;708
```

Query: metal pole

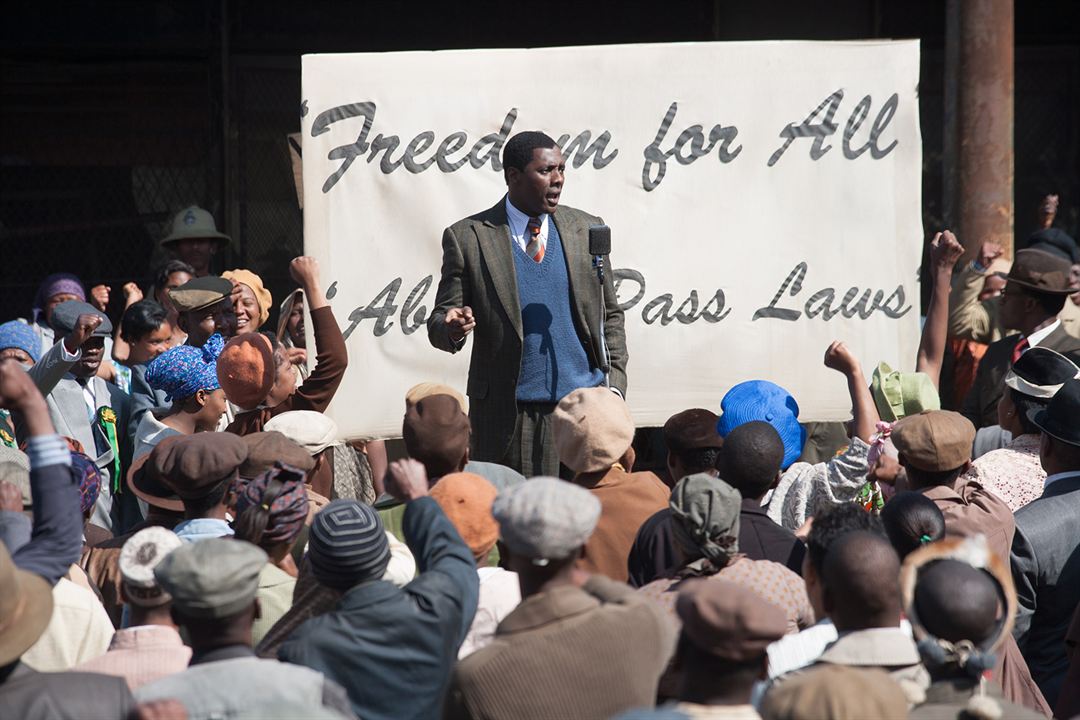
953;0;1015;260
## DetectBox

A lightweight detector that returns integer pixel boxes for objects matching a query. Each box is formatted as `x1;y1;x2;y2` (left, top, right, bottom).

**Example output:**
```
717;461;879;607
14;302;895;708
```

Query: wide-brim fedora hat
127;438;185;512
1027;377;1080;447
161;206;231;248
995;248;1075;296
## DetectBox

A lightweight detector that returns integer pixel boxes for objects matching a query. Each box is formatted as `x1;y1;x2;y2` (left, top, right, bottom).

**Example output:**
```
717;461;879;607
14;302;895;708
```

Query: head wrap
492;477;600;565
0;321;41;364
145;334;224;402
716;380;806;470
234;464;310;546
669;473;741;566
429;472;500;558
32;273;85;323
308;499;391;590
871;362;941;422
71;451;101;515
223;269;273;328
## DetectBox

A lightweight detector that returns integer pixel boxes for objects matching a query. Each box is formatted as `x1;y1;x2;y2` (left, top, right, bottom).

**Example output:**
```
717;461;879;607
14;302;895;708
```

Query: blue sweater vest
513;227;604;402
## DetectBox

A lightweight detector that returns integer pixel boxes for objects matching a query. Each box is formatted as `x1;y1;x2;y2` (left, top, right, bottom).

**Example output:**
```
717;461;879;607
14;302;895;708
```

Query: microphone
588;225;612;379
588;225;611;256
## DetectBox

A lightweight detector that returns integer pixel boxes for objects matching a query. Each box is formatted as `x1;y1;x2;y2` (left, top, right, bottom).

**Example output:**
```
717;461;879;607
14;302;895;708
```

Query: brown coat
574;466;669;583
226;306;347;436
444;576;675;720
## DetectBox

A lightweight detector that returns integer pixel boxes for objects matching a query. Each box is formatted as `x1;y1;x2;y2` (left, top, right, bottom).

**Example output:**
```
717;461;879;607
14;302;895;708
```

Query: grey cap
0;446;31;508
492;477;600;565
49;300;112;337
154;538;267;619
119;527;183;606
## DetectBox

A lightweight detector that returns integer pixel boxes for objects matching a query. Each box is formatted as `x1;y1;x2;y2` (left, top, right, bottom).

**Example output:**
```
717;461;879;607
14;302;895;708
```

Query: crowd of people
1;133;1080;720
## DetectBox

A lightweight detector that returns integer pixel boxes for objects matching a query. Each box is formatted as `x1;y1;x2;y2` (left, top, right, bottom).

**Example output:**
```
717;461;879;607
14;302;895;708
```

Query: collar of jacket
817;627;920;668
918;477;987;507
191;644;254;666
497;583;599;636
740;497;770;516
338;579;401;611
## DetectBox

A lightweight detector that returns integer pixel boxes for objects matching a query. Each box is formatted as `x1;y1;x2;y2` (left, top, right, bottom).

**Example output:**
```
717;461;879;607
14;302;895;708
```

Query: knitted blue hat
716;380;806;470
0;321;41;363
308;499;391;590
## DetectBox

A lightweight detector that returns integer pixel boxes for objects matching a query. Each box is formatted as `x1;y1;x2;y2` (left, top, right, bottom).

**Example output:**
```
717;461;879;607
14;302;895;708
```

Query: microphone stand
594;253;611;388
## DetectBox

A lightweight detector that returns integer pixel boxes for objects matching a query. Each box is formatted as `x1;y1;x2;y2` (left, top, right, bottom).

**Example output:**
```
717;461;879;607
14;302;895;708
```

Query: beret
717;380;805;470
49;300;112;337
155;538;267;619
663;408;723;455
552;387;634;474
157;432;248;499
492;477;600;564
170;276;234;313
239;431;315;478
891;410;975;472
217;333;276;410
430;472;500;558
676;578;787;660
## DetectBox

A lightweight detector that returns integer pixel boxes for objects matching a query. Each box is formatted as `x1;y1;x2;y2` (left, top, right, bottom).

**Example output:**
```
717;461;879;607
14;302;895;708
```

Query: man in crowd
428;131;627;477
170;276;237;349
74;526;191;689
279;459;478;720
135;538;355;717
962;247;1080;427
1011;376;1080;706
21;301;134;533
444;477;675;720
160;206;231;278
553;387;669;583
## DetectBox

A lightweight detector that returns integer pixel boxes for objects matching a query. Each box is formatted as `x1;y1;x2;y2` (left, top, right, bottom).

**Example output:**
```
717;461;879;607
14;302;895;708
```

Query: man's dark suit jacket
427;200;628;463
1011;473;1080;708
962;325;1080;428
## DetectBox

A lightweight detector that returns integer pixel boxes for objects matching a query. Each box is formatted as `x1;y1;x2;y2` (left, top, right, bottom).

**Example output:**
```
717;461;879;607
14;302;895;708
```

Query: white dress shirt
504;197;551;255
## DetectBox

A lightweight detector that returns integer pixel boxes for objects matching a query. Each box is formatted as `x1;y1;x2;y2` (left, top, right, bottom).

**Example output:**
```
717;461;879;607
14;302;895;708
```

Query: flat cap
492;477;600;564
264;411;341;456
891;410;975;472
157;432;248;499
239;431;315;478
663;408;723;455
403;395;471;477
676;578;786;661
119;527;182;607
170;276;234;313
553;387;634;474
154;538;267;619
996;247;1076;295
49;300;112;337
405;382;467;412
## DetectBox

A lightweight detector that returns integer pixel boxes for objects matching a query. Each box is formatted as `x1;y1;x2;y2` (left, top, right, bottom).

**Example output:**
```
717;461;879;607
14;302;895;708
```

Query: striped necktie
525;216;545;263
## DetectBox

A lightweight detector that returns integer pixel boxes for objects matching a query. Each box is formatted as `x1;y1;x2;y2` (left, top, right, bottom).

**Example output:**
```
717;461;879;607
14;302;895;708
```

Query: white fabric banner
301;40;923;440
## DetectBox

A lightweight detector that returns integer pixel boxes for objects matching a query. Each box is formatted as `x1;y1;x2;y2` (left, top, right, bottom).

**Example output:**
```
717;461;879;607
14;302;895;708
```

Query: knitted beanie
307;499;391;590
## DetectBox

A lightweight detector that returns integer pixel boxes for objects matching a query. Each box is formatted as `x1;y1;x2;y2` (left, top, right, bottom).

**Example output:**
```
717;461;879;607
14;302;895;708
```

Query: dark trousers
501;401;572;479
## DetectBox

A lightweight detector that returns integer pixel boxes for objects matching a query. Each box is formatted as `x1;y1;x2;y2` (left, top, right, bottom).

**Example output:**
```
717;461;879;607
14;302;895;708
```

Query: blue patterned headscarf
146;334;225;402
0;321;41;363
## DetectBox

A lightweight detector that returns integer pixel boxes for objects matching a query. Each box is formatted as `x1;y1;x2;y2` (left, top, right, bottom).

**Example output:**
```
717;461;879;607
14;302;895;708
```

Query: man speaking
427;131;628;477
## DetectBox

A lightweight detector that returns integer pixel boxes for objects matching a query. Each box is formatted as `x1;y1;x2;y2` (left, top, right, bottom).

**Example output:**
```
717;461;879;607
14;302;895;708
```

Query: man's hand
122;282;144;308
63;314;103;354
978;241;1004;270
0;359;45;412
823;340;861;377
89;284;110;313
0;481;23;512
385;458;430;503
445;306;476;343
286;347;307;366
1038;193;1059;229
930;230;965;272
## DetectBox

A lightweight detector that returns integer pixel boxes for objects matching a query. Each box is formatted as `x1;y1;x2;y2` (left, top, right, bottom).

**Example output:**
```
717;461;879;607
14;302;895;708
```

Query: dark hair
1009;389;1044;436
120;300;169;343
234;474;289;548
717;421;785;501
905;465;966;489
502;131;558;174
806;503;884;577
915;559;1001;645
675;446;723;476
881;492;945;559
1023;286;1068;317
154;260;196;290
182;480;230;517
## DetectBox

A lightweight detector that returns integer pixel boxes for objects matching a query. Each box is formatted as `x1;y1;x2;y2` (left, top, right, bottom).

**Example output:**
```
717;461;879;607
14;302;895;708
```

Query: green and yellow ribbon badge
97;407;121;493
